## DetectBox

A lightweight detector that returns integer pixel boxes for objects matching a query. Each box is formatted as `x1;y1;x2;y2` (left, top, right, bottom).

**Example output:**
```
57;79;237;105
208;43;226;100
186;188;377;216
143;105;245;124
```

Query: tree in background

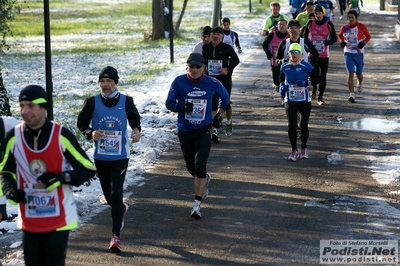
152;0;165;40
0;0;20;116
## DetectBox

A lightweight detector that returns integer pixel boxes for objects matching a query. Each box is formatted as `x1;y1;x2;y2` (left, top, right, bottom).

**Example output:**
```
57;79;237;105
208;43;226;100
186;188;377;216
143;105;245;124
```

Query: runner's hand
179;102;193;112
357;41;366;49
38;173;64;191
7;189;26;205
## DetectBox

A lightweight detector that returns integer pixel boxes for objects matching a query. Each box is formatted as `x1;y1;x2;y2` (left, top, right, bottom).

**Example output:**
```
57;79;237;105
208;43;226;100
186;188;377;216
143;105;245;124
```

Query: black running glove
212;113;223;128
8;189;26;205
357;41;366;49
179;102;193;113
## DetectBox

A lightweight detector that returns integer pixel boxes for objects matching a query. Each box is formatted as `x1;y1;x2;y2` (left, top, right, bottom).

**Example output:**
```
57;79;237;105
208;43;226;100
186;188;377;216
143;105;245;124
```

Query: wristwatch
63;172;71;183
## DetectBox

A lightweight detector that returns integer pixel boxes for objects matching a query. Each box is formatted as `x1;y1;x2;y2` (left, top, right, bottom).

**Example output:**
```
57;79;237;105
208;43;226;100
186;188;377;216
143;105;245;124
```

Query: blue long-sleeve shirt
165;73;229;132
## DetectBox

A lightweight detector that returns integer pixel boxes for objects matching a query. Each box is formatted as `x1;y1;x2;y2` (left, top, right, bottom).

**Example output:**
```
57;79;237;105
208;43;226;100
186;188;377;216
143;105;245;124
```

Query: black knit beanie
18;85;48;109
98;66;119;84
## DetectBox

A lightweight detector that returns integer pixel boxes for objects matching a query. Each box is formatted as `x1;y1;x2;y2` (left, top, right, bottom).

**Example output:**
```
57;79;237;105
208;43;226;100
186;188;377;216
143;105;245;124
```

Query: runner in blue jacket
165;53;229;219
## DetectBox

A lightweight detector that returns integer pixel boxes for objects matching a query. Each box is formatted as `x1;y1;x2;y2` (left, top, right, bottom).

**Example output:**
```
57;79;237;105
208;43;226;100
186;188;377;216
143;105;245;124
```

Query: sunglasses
289;50;301;54
189;65;202;69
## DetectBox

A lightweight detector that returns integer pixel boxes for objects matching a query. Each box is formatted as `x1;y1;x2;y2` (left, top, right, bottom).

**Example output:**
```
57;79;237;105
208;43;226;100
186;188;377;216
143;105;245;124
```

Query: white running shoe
288;150;299;161
357;83;363;93
190;200;202;219
300;148;309;159
348;93;356;103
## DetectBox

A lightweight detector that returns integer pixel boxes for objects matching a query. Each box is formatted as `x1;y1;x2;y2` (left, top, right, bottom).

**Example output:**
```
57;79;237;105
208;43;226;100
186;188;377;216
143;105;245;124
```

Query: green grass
6;0;273;146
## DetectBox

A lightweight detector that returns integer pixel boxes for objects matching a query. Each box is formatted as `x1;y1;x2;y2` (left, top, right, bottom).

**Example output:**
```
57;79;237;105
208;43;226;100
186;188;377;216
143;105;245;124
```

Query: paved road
4;9;400;266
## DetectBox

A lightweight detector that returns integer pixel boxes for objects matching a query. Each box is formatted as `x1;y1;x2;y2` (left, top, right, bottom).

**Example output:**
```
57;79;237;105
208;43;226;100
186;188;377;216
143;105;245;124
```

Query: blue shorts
344;52;364;76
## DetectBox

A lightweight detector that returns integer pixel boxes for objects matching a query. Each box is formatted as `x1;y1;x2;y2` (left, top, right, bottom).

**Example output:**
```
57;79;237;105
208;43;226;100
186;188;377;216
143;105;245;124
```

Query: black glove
357;41;366;49
340;41;347;48
179;102;193;113
323;40;330;46
38;172;65;191
267;55;272;60
8;189;26;205
212;113;223;128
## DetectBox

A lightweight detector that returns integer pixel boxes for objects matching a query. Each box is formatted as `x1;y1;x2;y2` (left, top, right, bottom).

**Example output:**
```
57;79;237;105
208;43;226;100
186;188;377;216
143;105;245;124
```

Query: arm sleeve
0;134;18;199
262;34;274;58
234;32;241;50
227;46;240;73
326;22;338;45
60;127;96;187
279;68;286;84
338;25;345;42
165;79;184;112
302;22;312;40
361;24;371;43
125;96;141;132
77;97;95;141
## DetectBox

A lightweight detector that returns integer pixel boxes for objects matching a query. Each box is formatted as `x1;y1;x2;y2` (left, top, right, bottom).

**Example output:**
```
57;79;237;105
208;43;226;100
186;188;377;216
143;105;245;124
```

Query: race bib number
208;60;223;76
98;130;122;155
185;99;207;123
313;40;325;53
25;184;60;218
288;85;306;101
344;32;359;53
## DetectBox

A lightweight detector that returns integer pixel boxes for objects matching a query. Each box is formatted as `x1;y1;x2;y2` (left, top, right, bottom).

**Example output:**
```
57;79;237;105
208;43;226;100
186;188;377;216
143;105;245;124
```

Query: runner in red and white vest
0;85;96;266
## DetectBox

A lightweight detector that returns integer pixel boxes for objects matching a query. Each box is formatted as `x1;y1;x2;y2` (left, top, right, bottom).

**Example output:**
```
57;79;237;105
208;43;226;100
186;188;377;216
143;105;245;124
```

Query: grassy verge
7;0;271;145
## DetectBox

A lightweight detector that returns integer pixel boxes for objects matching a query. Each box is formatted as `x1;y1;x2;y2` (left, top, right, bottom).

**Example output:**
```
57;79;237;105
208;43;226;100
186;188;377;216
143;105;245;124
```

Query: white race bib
25;183;60;218
288;85;307;101
208;60;223;76
98;130;122;155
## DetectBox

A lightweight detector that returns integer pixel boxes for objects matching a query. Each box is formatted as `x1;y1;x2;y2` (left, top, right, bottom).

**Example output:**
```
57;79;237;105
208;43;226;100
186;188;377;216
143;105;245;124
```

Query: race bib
185;99;207;123
25;183;60;218
313;40;325;53
98;130;122;155
208;60;223;76
288;85;306;101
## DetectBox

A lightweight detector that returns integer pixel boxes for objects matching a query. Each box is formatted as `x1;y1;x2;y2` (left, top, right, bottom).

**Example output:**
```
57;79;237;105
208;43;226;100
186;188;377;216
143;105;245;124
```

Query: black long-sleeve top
77;92;141;141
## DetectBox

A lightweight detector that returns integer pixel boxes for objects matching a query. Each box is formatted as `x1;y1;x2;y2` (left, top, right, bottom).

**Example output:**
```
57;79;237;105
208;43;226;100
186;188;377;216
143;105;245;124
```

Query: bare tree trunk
175;0;189;31
152;0;165;40
0;71;12;116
